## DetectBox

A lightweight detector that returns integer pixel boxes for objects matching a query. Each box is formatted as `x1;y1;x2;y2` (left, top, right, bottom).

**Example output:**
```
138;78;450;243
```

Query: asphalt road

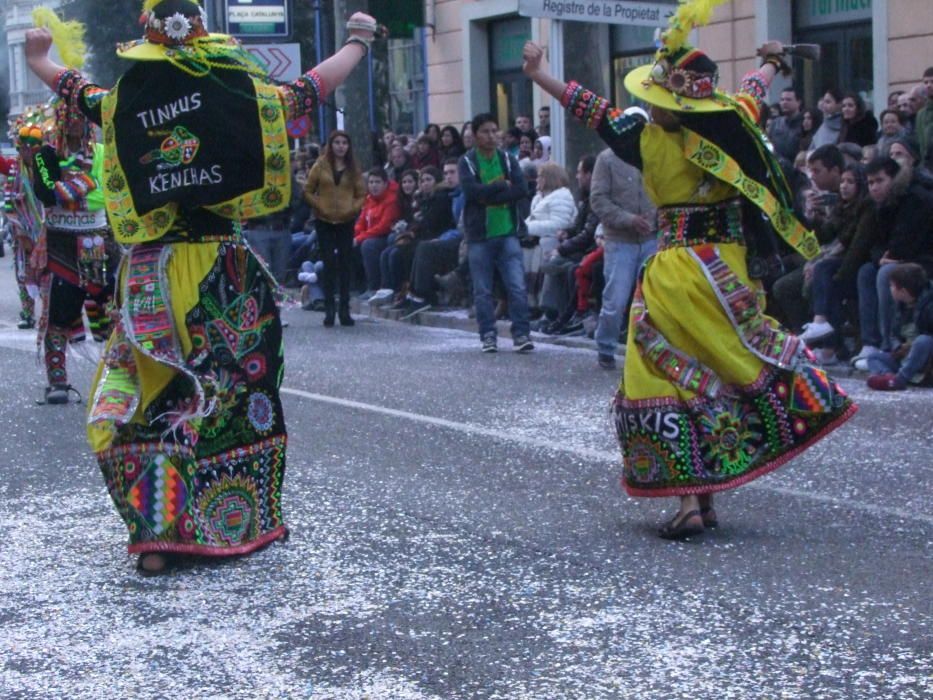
0;269;930;699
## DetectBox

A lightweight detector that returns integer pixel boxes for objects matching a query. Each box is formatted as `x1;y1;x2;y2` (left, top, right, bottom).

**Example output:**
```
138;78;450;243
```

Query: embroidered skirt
88;241;288;556
614;203;857;497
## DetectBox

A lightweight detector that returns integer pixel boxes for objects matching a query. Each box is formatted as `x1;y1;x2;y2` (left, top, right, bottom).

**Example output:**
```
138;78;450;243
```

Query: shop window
489;16;532;130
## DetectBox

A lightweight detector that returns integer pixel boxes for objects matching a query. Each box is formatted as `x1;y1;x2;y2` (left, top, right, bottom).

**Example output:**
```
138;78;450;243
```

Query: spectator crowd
245;69;933;392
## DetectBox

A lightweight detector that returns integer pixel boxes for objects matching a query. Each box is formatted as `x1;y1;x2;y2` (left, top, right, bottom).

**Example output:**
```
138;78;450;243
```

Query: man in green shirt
458;113;534;353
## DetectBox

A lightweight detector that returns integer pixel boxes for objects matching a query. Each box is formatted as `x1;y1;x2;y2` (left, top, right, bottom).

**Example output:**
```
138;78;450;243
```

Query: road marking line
281;387;932;526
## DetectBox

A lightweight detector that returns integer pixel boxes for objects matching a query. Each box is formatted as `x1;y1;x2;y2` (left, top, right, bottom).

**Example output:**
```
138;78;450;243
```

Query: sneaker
866;373;907;391
799;320;835;346
557;311;586;336
399;300;431;321
850;345;880;365
369;288;395;306
358;290;375;302
598;353;616;370
17;317;35;330
853;357;869;372
513;335;534;353
297;271;318;285
481;333;498;353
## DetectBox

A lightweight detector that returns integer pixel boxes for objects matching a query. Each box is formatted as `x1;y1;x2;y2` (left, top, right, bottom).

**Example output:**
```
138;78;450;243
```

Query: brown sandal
658;509;704;540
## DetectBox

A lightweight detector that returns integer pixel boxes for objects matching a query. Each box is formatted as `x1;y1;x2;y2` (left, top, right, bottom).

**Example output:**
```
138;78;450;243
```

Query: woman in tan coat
305;130;365;325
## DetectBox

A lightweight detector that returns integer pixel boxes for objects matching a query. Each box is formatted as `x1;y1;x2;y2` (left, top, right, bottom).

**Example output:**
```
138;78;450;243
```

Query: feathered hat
624;0;736;114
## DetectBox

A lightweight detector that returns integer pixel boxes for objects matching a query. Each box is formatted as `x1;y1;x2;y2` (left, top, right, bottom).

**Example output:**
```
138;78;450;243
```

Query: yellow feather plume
32;7;86;69
661;0;731;55
142;0;161;14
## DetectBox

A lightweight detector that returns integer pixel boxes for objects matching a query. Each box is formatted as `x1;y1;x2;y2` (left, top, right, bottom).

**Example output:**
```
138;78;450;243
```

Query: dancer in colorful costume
25;0;378;573
522;0;857;539
4;108;47;331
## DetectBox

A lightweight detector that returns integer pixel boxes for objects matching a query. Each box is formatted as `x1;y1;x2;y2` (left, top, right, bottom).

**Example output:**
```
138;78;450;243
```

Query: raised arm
522;41;644;167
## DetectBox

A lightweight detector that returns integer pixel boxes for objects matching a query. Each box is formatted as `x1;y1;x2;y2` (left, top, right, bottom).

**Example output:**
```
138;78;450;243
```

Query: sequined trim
690;245;802;370
657;199;744;251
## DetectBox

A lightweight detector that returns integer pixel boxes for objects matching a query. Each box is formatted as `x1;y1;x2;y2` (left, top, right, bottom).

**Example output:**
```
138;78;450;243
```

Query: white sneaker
799;320;835;345
850;345;880;365
853;358;869;372
297;271;317;284
369;288;394;306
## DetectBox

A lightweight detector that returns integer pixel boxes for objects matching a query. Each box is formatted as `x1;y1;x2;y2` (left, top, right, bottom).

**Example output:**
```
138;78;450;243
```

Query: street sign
518;0;676;26
227;0;289;38
244;43;301;82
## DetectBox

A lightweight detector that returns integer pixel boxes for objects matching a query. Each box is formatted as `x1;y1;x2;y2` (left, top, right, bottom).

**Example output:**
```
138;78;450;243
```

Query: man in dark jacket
538;154;599;329
855;156;933;365
767;87;804;162
866;262;933;390
459;112;533;353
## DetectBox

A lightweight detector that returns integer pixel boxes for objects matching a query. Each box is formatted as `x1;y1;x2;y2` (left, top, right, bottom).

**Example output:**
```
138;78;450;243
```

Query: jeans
540;254;577;319
595;238;657;356
359;236;388;291
316;220;354;308
857;262;898;349
247;227;290;283
810;257;857;334
866;334;933;381
467;235;530;339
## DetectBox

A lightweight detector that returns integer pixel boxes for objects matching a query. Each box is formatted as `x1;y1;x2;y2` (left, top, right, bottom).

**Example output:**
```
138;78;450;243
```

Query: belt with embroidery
657;198;744;251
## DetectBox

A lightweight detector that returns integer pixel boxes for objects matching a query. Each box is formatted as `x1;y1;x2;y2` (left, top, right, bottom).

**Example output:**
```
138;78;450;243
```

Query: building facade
424;0;933;162
5;0;64;118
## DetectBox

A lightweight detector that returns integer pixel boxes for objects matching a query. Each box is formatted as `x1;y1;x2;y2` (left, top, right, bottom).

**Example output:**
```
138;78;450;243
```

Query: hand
347;12;377;41
631;215;652;237
803;263;814;285
522;41;545;77
757;40;784;57
24;28;53;63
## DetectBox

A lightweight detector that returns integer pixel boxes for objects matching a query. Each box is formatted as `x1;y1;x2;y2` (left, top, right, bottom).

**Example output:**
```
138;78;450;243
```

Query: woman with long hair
439;125;465;160
839;93;878;147
305;130;366;326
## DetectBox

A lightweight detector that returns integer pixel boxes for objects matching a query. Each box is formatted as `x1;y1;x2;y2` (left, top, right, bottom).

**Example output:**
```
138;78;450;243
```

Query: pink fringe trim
127;525;288;557
623;402;859;498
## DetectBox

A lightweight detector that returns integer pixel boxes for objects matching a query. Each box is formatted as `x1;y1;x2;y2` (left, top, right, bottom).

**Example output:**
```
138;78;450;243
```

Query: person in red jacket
354;168;401;295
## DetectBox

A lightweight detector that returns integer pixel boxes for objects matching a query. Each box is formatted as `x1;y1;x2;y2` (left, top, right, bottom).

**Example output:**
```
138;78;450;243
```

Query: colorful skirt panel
90;240;287;555
615;242;856;497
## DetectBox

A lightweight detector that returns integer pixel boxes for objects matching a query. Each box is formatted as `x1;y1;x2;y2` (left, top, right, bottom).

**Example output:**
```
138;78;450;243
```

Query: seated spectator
866;262;933;390
876;109;906;155
839;93;878;147
387;166;455;314
798;164;876;361
517;133;534;163
539;154;599;328
460;122;474;150
405;159;466;310
547;225;605;336
888;136;933;191
386;144;412;183
521;162;577;315
530;136;551;167
860;144;878;165
503;127;523;157
411;134;441;170
370;170;419;305
771;145;845;332
854;156;933;369
439;125;465;161
354;168;401;296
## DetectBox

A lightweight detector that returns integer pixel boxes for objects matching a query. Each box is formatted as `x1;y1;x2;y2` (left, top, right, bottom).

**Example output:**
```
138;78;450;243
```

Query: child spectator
866;263;933;390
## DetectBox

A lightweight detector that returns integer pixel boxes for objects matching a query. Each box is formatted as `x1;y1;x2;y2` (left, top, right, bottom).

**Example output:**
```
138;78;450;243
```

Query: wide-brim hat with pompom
624;0;738;114
117;0;234;61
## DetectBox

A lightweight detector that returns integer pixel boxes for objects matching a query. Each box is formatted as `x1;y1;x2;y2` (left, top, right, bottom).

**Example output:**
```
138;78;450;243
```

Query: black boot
338;302;355;327
323;298;335;327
